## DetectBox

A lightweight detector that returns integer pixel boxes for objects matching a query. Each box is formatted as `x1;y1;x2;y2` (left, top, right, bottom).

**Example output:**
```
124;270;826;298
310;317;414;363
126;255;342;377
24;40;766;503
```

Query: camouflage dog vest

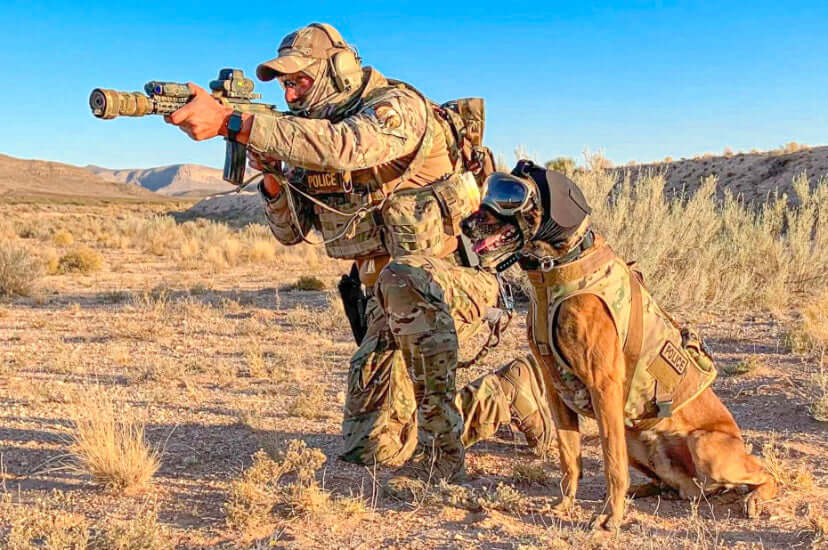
526;236;717;428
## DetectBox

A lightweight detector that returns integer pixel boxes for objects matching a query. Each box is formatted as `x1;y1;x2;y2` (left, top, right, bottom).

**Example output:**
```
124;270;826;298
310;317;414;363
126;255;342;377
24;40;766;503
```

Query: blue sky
1;0;826;170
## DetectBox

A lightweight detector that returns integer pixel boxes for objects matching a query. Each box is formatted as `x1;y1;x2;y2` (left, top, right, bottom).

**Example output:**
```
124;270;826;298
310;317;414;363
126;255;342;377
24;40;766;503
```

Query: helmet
256;23;364;116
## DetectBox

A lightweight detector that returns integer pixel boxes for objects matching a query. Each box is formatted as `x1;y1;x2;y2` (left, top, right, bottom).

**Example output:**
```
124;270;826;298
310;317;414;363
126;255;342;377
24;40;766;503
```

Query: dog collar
519;230;595;272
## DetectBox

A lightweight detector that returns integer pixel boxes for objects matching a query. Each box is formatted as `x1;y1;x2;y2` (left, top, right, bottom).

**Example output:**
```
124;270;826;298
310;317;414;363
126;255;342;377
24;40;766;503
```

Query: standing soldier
166;23;552;480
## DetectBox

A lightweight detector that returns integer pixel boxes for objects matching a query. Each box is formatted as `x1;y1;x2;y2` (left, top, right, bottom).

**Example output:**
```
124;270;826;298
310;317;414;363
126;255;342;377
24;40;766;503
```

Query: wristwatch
226;111;243;141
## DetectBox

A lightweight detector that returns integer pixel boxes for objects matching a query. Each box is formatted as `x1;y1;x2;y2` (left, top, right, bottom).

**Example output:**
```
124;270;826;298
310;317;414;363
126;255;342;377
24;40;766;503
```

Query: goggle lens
482;174;530;215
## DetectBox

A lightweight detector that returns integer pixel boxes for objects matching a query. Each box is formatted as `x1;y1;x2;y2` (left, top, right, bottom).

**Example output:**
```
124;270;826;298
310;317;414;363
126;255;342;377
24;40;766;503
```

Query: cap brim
256;55;316;81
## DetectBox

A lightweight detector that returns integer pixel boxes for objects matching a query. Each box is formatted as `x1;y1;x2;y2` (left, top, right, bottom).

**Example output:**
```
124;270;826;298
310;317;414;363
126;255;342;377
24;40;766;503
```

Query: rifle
89;68;279;186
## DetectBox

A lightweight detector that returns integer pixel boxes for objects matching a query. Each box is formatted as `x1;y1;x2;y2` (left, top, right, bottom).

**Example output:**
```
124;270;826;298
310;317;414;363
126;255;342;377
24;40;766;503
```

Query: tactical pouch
317;195;386;259
381;186;446;256
381;172;480;257
441;98;485;146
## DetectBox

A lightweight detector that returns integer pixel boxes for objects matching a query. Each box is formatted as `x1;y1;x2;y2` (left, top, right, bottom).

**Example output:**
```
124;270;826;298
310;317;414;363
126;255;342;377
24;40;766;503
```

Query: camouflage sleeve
246;89;426;172
258;183;315;246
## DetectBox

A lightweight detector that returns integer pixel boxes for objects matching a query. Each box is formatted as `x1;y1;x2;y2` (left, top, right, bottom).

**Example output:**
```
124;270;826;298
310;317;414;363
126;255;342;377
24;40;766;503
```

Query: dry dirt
0;201;825;549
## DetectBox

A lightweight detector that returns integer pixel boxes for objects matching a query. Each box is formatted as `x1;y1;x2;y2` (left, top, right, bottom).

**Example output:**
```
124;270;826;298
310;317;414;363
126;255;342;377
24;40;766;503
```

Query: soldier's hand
248;151;283;197
165;83;232;141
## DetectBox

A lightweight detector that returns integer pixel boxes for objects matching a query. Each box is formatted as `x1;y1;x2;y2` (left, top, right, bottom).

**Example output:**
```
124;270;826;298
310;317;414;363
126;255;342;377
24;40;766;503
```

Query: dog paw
550;496;575;515
590;513;623;532
744;492;762;519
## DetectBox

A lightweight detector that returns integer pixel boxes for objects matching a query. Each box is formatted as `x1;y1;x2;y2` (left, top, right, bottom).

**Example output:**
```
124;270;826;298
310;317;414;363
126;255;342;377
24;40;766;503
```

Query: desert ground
0;164;826;549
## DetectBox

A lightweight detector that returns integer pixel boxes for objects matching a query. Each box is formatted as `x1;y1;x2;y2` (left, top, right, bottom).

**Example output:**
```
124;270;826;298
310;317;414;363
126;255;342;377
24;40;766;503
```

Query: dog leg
549;390;581;515
687;430;777;518
589;373;629;531
554;294;629;531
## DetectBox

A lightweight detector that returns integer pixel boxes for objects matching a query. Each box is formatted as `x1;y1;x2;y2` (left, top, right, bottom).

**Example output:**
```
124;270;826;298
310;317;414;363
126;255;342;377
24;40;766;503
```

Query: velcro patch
660;341;689;375
374;103;402;130
647;341;690;393
303;171;346;194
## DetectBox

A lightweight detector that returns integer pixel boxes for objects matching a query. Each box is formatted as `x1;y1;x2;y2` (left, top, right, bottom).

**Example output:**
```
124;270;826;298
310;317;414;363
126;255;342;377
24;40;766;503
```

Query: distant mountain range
85;163;228;197
0;154;161;201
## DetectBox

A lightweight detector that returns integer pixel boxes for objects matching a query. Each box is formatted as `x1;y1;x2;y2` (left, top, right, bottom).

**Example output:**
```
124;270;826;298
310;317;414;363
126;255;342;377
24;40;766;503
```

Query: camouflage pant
341;255;514;475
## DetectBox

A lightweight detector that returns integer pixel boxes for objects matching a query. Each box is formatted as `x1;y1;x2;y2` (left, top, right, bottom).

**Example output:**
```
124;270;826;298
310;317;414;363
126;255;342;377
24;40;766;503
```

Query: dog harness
525;235;717;429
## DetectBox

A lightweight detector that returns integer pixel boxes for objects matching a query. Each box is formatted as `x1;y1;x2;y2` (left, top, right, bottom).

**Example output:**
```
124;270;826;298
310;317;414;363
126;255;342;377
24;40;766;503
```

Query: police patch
660;341;689;375
374;103;401;130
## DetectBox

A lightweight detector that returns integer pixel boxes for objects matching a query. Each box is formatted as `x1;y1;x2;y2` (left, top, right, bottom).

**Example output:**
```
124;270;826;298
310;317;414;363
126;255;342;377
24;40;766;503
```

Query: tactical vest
526;236;717;429
291;80;486;261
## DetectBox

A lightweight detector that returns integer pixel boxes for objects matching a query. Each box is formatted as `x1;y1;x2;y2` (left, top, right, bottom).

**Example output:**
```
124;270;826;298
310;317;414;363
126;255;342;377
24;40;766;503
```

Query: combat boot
496;355;555;454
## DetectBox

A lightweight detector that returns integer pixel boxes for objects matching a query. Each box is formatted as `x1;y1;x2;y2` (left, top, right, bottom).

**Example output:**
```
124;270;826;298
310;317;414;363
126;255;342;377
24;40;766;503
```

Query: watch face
228;113;242;133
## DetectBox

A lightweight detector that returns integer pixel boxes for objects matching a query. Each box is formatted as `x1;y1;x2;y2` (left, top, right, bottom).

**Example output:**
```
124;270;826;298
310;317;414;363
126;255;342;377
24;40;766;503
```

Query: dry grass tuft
721;355;765;376
90;508;174;550
286;275;326;291
575;164;828;313
58;246;104;274
288;385;329;419
225;440;328;532
477;482;525;513
761;439;815;492
243;338;267;378
511;462;551;485
68;388;160;494
52;229;74;246
0;491;172;550
809;369;828;423
2;492;89;550
0;239;43;296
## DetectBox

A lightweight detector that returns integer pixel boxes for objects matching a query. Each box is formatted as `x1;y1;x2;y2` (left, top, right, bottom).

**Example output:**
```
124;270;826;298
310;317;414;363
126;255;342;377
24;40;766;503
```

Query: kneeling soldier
166;23;553;479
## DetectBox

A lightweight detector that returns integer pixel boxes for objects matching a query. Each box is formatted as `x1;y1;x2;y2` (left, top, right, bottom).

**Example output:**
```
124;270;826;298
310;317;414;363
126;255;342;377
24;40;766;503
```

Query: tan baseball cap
257;24;340;81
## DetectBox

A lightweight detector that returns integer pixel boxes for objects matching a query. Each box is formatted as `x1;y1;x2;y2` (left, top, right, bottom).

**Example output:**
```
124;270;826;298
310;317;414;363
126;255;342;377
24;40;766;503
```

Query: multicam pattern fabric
254;68;548;475
248;69;428;173
526;238;717;425
340;257;516;470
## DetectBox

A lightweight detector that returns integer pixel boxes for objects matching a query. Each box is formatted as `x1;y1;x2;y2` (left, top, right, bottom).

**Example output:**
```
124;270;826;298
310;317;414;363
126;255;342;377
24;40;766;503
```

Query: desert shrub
287;275;326;291
511;462;551;485
89;509;173;550
52;229;74;246
0;240;43;296
69;389;160;494
545;157;576;175
1;491;172;550
2;492;89;550
811;373;828;423
721;355;764;376
574;163;828;314
58;246;104;274
288;385;329;419
225;440;328;531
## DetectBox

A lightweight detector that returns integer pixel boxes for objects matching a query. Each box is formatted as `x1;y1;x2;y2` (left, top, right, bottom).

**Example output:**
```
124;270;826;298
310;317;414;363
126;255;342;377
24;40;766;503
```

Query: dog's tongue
473;234;501;254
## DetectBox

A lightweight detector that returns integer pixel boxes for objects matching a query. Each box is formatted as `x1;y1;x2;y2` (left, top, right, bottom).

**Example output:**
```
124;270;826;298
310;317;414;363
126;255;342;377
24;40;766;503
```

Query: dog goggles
482;173;533;217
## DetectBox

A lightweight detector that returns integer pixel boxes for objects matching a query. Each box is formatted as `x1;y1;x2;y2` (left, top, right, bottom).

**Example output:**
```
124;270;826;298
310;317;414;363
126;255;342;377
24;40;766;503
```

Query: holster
338;262;368;345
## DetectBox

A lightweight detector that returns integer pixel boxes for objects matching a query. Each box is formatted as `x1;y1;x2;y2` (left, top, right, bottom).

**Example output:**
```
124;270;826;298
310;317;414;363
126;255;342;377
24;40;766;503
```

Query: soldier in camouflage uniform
165;23;553;480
